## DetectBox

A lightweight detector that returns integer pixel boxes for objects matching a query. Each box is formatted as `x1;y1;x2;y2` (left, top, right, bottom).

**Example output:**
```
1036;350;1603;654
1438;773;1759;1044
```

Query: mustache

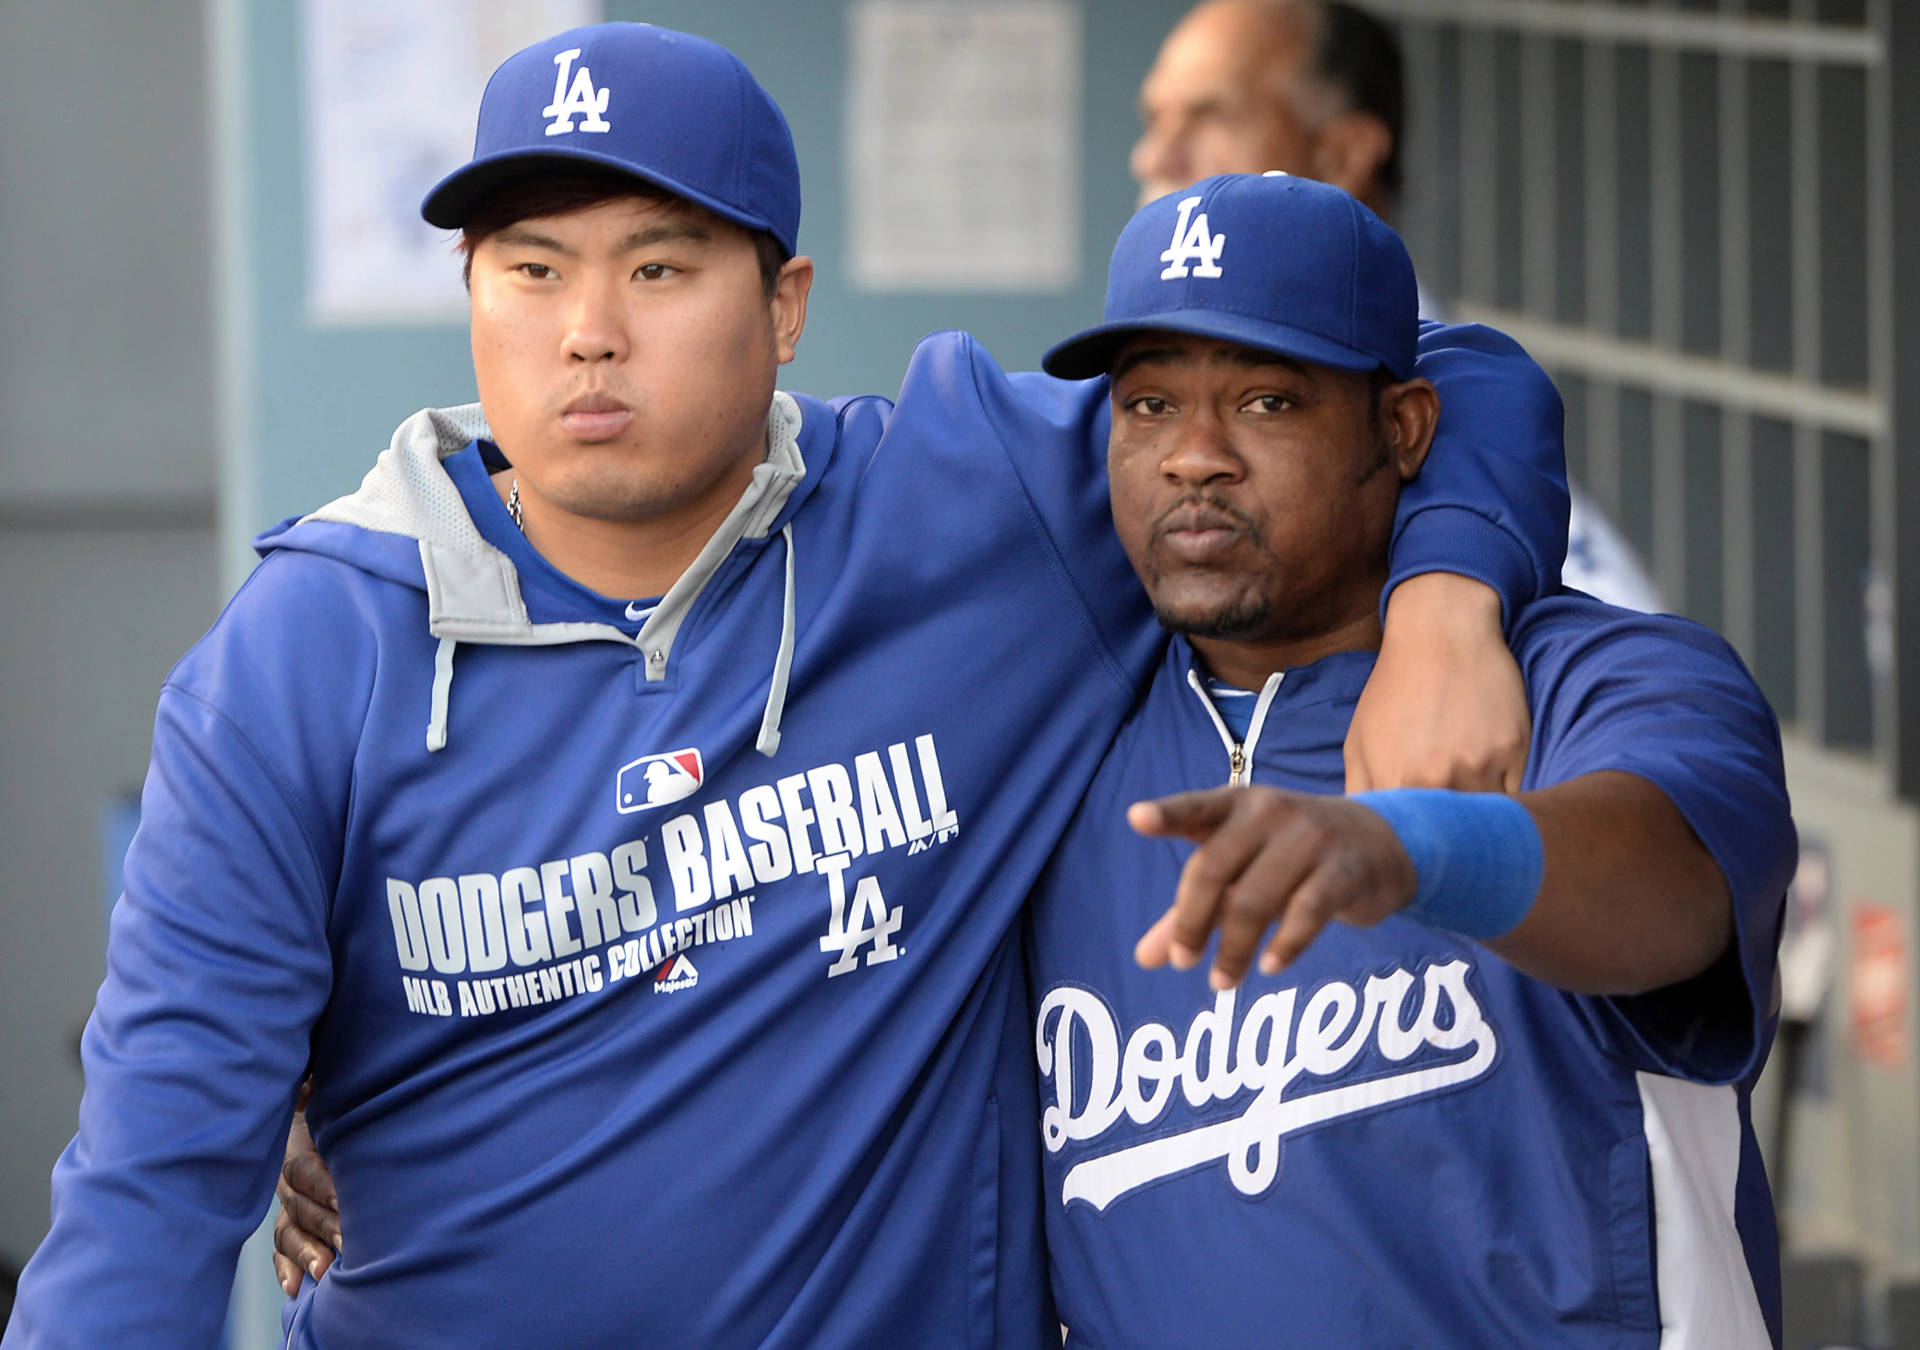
1148;494;1263;545
556;382;639;415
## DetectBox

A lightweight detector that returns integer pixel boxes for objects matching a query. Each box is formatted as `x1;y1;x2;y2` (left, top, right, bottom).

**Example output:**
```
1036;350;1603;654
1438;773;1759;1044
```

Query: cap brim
421;147;794;253
1042;310;1388;382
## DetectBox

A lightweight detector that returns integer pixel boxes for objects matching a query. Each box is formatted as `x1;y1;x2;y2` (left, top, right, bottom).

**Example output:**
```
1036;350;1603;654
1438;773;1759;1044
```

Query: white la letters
1159;196;1227;280
543;49;611;136
817;852;903;976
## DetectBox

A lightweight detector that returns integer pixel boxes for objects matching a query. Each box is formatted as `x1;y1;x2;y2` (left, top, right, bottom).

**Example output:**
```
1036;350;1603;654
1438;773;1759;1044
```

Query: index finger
1128;787;1240;842
1157;800;1311;975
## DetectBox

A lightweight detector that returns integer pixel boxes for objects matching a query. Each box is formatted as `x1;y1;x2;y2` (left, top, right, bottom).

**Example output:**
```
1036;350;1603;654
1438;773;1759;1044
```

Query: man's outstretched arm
1134;610;1794;1073
1133;769;1729;995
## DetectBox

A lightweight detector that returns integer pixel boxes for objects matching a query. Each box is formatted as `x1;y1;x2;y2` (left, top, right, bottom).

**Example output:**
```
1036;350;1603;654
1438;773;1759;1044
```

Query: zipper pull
1228;743;1247;787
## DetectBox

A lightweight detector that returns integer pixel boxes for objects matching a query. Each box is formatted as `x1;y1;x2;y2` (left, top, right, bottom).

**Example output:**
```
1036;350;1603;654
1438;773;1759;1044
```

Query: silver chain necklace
507;477;523;532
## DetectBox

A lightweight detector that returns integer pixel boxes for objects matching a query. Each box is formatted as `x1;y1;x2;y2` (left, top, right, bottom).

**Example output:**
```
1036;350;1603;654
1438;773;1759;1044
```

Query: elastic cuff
1384;506;1536;634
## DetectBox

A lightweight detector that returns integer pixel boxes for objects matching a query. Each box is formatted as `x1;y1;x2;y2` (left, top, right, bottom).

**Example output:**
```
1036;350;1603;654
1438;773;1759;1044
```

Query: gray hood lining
306;395;807;753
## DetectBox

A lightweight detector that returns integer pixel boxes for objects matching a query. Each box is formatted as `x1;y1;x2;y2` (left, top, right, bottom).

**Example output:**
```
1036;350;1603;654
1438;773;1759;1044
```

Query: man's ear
1309;111;1393;206
771;255;814;364
1380;377;1439;481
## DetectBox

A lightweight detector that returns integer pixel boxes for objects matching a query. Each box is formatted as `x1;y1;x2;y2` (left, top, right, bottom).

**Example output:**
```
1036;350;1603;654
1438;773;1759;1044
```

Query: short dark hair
1312;3;1405;205
456;169;790;294
1365;362;1396;429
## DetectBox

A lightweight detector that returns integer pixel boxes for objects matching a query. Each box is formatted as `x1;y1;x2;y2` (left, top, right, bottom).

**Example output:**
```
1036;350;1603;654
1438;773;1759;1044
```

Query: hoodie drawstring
426;636;457;753
426;524;792;758
755;525;796;758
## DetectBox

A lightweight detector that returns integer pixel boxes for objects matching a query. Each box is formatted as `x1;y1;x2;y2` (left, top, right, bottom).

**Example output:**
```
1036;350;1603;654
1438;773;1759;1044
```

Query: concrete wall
0;526;219;1263
0;1;217;505
0;0;220;1269
1759;738;1920;1334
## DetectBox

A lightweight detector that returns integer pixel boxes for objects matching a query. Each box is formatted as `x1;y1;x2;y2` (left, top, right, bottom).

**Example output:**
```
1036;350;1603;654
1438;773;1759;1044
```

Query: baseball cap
1043;172;1416;382
421;23;801;255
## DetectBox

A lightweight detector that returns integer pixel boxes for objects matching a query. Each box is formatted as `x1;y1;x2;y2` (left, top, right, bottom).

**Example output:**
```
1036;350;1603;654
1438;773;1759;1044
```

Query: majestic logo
1159;195;1227;280
1036;960;1499;1211
543;48;612;136
617;749;704;815
653;953;699;993
818;852;902;977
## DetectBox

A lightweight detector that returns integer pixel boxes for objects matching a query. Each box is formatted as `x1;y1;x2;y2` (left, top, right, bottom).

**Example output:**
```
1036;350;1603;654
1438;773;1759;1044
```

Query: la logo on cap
543;48;611;136
1160;196;1226;280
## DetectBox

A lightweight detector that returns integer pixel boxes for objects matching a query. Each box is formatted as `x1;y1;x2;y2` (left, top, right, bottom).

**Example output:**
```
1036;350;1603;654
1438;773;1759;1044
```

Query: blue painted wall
231;1;1189;549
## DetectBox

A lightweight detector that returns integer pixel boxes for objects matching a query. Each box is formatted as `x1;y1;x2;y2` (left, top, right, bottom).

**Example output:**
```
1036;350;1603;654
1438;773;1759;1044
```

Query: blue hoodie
7;324;1566;1349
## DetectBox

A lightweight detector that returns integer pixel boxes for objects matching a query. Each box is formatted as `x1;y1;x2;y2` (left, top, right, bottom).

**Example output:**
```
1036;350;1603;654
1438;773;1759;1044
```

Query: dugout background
1376;5;1920;1341
1;1;1917;1344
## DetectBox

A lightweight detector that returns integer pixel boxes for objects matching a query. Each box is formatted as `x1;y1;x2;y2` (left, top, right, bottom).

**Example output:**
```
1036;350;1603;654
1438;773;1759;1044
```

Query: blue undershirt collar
446;440;662;634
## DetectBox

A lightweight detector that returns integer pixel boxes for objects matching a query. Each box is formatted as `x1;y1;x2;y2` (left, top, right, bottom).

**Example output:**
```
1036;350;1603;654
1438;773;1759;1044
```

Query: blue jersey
1028;597;1795;1349
7;326;1566;1349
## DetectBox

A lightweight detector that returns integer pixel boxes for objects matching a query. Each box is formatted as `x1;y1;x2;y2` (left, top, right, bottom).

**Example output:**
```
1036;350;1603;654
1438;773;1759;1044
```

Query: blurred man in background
1131;0;1663;612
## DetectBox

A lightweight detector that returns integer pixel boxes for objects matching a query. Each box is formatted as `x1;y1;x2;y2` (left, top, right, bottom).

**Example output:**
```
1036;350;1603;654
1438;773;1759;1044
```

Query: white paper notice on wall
301;0;599;325
847;0;1082;292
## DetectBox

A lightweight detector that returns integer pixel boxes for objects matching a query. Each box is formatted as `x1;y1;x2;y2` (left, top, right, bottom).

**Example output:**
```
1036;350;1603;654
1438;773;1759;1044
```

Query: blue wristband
1351;789;1544;940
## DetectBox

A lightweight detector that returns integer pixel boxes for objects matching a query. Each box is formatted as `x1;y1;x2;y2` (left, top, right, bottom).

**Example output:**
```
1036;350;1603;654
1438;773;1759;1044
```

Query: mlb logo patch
616;749;704;814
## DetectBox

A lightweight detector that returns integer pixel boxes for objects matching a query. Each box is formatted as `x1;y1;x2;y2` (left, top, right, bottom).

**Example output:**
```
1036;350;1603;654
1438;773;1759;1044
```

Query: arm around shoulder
1388;321;1571;623
1350;323;1572;792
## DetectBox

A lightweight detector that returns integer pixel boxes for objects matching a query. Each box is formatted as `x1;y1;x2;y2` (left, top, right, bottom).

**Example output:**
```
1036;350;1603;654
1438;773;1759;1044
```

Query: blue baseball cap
1043;172;1416;382
421;23;801;255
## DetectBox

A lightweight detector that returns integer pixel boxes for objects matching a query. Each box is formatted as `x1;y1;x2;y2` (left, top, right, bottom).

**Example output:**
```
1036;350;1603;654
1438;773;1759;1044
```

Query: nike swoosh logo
625;601;653;622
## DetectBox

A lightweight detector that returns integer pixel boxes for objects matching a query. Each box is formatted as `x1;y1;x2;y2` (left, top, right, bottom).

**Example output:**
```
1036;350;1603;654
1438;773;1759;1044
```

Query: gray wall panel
0;524;218;1265
0;0;220;1271
0;0;215;504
